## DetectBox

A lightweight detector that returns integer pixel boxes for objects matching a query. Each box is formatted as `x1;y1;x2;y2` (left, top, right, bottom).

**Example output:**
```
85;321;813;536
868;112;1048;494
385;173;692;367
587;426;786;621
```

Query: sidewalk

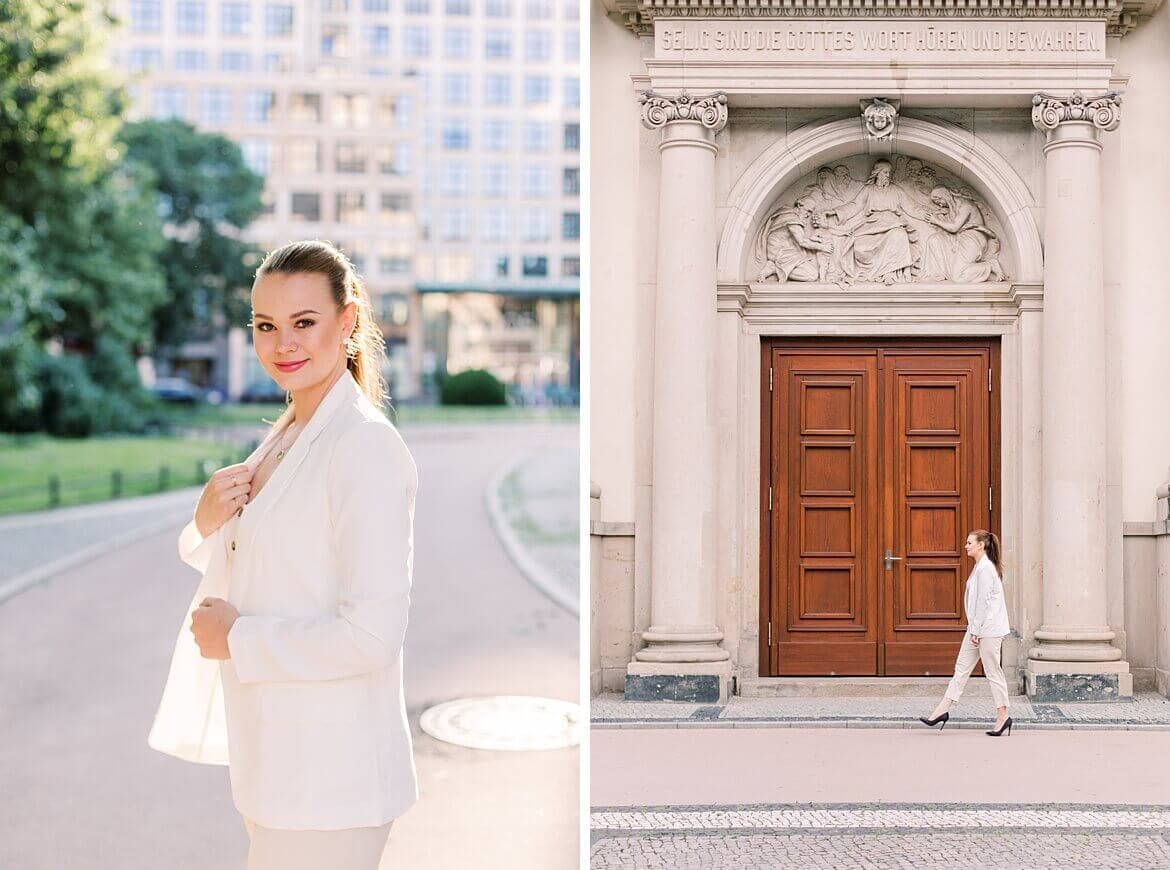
592;689;1170;730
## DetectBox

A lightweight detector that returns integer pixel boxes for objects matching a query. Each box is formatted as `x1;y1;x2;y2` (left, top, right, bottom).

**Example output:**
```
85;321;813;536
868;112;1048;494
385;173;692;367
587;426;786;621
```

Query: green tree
120;119;265;355
0;0;167;435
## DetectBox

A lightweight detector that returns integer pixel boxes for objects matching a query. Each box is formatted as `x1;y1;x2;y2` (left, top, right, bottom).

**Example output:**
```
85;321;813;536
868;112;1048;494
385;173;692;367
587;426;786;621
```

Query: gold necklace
274;421;299;462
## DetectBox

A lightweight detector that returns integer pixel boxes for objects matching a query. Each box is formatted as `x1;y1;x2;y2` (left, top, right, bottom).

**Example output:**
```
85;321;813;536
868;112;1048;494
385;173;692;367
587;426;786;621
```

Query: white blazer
148;369;419;831
964;554;1011;639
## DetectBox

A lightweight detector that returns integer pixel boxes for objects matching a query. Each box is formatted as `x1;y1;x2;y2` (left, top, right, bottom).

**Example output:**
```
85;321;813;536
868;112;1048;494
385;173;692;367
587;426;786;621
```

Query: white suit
148;369;419;832
945;554;1012;709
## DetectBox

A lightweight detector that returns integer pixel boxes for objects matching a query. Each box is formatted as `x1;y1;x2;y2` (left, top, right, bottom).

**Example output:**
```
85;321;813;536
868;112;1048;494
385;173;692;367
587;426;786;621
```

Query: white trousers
242;816;392;870
944;632;1010;710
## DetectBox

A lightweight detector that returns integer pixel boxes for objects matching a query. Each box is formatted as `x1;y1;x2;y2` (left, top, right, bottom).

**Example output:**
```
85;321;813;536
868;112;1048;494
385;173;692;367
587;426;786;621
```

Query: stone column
1026;92;1132;701
626;92;732;703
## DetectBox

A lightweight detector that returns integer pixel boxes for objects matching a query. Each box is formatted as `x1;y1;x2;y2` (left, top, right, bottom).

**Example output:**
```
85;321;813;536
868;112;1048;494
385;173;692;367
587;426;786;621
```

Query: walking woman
148;240;418;868
919;530;1013;737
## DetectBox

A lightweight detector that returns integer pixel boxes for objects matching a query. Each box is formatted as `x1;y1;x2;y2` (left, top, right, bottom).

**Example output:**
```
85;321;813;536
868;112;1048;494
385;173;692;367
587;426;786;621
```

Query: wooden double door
761;340;999;676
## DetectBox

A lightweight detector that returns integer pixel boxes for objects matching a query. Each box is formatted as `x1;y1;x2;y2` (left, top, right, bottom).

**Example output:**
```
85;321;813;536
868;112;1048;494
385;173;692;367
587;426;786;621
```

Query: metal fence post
48;476;60;508
112;470;123;498
159;466;170;492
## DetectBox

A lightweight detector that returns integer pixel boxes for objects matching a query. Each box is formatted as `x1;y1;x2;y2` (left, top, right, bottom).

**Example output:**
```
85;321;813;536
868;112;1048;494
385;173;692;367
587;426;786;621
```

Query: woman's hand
191;597;240;659
194;463;252;538
971;635;981;648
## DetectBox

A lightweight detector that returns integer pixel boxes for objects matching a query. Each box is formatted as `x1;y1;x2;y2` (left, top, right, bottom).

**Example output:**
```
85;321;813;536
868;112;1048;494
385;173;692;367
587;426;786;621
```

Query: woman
919;530;1013;737
148;240;418;868
918;186;1005;283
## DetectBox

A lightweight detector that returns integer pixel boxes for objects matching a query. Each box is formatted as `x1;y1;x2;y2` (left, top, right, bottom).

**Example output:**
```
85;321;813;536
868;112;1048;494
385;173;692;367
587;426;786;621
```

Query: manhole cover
419;695;581;751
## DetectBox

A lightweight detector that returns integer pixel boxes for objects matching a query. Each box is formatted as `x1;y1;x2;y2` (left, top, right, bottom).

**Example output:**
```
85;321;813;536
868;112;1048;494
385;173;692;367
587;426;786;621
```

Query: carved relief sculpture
861;97;899;139
755;156;1009;285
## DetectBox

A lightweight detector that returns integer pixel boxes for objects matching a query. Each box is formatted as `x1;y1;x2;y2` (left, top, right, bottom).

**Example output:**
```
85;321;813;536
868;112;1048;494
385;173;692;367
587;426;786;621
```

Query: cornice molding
601;0;1160;37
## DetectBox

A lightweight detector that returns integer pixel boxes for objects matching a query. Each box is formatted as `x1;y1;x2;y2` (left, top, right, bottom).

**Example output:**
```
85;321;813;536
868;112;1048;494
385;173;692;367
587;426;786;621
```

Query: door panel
764;342;995;677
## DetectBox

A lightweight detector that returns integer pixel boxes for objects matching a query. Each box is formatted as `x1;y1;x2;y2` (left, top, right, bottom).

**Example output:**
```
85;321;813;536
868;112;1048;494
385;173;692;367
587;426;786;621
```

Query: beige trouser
944;632;1010;710
242;816;393;870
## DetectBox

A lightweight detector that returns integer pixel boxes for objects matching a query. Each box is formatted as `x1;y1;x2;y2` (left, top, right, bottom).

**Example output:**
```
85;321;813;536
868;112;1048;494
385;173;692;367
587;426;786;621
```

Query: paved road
591;727;1170;868
0;423;579;870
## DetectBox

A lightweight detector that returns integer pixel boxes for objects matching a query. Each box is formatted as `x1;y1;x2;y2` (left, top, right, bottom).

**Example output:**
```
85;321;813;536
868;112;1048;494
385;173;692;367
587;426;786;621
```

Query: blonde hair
255;240;388;409
971;529;1004;578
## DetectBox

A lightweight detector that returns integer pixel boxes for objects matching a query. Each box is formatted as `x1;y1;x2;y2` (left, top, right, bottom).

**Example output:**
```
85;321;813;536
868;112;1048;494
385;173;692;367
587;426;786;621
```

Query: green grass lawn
162;402;579;428
0;434;253;516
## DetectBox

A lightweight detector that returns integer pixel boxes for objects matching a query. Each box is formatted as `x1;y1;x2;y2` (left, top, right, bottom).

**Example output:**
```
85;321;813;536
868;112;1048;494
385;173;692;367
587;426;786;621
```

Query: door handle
883;549;903;571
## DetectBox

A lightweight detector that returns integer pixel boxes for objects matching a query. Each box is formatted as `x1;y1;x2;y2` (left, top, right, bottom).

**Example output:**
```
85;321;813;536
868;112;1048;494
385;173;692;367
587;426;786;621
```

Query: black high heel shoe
986;716;1013;737
918;712;949;729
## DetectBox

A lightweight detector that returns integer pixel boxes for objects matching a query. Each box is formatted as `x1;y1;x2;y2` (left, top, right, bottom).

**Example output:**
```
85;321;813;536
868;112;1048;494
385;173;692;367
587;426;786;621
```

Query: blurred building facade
107;0;580;403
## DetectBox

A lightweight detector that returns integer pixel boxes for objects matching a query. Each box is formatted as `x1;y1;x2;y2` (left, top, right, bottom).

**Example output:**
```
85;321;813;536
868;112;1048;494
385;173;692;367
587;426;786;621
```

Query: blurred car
149;377;202;405
240;377;287;403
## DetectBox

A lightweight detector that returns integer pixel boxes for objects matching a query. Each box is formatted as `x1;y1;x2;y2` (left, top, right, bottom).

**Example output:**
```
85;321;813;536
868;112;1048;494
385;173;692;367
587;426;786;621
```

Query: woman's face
250;271;355;394
964;534;985;561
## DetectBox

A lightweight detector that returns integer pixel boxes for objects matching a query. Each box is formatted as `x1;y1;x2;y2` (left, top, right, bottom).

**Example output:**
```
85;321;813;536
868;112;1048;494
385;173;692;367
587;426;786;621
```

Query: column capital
639;90;728;133
1032;91;1122;133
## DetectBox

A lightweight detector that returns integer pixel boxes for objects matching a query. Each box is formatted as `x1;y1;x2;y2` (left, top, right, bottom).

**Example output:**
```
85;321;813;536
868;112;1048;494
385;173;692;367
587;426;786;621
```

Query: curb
590;719;1170;732
484;452;579;617
0;502;195;605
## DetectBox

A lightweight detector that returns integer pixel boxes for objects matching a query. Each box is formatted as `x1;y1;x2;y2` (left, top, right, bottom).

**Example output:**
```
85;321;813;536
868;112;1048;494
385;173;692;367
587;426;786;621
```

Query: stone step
738;677;999;698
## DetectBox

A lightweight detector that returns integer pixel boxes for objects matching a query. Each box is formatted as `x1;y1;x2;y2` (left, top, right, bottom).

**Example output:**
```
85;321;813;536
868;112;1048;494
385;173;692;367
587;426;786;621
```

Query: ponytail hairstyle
971;529;1004;578
255;240;388;409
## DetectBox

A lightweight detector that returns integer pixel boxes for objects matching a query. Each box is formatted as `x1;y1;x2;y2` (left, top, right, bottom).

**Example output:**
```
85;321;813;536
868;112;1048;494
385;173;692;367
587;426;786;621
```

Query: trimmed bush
439;369;507;406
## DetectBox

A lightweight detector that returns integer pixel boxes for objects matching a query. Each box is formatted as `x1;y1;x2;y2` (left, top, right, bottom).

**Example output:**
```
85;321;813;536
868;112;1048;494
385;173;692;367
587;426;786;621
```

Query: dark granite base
625;674;722;703
1029;673;1121;702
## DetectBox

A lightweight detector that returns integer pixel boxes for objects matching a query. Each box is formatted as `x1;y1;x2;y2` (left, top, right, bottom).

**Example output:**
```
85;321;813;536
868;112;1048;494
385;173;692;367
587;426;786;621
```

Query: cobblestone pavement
592;691;1170;730
590;804;1170;868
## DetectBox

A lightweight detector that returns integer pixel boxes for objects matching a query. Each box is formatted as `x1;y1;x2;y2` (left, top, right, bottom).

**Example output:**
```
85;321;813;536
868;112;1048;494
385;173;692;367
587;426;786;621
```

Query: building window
364;0;391;10
174;50;207;71
562;211;580;240
127;48;163;72
444;27;471;59
485;0;511;15
441;163;471;197
564;28;579;60
559;168;578;197
322;0;351;10
200;88;232;123
521;207;550;241
525;0;552;18
152;86;187;119
442;120;471;150
563;77;579;108
262;52;288;72
376;292;411;324
266;3;295;34
221;2;251;35
289;92;322;123
404;0;429;12
484;29;511;58
561;256;580;277
563;122;579;151
444;73;471;104
364;25;391;55
442;208;472;241
322;24;350;57
219;51;250;71
524;30;552;62
484;74;510;105
524;75;550;104
129;0;162;32
290;192;321;222
335;192;367;224
393;142;413;174
445;0;471;12
176;1;205;33
522;255;548;277
403;26;430;57
482;208;509;242
335;141;368;173
521;165;551;198
285;139;320;173
495;256;510;277
379;192;411;227
482;164;509;197
332;93;370;128
483;119;511;151
240;139;272;175
242;90;275;122
522;121;550;151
